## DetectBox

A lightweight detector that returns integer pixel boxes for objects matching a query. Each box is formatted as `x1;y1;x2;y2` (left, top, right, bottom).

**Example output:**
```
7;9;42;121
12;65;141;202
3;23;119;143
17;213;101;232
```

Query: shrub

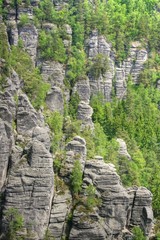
132;226;146;240
5;208;24;240
71;160;83;195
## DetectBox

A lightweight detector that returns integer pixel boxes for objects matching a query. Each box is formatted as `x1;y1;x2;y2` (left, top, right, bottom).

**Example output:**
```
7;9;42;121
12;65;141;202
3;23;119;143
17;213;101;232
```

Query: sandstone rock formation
117;138;131;160
0;2;154;240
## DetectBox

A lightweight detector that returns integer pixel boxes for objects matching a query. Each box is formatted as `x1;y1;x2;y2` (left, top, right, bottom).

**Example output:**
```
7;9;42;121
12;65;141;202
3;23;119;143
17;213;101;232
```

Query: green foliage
9;45;50;108
68;92;80;119
132;226;146;240
44;230;55;240
90;54;109;78
85;184;101;210
63;117;81;142
38;29;66;63
71;160;83;195
91;82;160;214
5;208;24;240
0;23;10;86
66;47;86;88
45;111;63;152
19;14;30;27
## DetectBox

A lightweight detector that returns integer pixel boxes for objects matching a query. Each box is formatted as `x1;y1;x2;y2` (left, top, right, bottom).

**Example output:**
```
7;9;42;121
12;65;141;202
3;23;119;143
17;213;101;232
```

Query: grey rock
48;190;72;240
42;23;57;32
60;136;86;179
0;119;11;191
123;42;148;84
86;30;115;101
77;101;94;129
73;77;90;103
69;208;107;240
117;138;131;160
127;186;153;236
3;139;54;239
19;25;38;64
41;61;65;87
70;158;153;239
0;91;16;124
157;79;160;89
7;21;19;46
115;67;127;99
6;70;21;94
32;126;51;150
17;93;38;137
46;86;64;114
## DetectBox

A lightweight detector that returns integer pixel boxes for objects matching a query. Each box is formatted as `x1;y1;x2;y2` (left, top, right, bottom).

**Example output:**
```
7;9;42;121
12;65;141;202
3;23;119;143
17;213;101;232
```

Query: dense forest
0;0;160;239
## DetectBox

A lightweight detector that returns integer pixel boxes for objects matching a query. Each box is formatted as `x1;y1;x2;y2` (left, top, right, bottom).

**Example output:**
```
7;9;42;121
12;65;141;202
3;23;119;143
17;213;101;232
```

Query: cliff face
0;0;157;239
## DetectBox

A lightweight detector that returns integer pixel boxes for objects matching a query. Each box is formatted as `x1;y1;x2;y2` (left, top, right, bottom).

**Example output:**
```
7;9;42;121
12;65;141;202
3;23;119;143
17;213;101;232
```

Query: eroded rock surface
117;138;131;160
3;139;54;239
77;101;94;130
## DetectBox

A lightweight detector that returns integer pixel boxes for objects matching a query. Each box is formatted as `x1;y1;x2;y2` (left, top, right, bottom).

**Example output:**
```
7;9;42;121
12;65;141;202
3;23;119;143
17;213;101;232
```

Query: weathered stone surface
69;209;107;240
46;86;64;113
7;21;19;46
19;25;38;64
17;93;38;137
77;101;94;129
41;61;65;87
48;190;72;240
32;126;51;150
115;67;127;99
6;70;21;93
0;91;16;124
128;186;153;236
60;136;86;179
73;77;90;103
123;42;148;84
117;138;131;160
3;139;54;239
86;30;115;102
70;158;153;239
0;119;11;191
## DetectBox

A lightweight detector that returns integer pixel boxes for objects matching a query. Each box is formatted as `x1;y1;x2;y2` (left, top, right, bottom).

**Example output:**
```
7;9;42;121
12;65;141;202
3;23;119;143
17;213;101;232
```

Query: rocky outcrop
86;30;115;102
70;158;153;239
48;189;72;239
115;67;127;99
117;138;131;160
41;61;65;87
86;32;148;101
73;77;90;104
77;101;94;130
61;136;86;180
123;42;148;84
3;139;54;239
0;119;11;191
46;86;64;114
17;93;38;137
128;187;153;236
19;25;38;64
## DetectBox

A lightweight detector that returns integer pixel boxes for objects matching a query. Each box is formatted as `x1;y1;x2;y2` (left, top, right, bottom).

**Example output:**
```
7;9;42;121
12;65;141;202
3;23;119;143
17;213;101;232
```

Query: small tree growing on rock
71;160;83;195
